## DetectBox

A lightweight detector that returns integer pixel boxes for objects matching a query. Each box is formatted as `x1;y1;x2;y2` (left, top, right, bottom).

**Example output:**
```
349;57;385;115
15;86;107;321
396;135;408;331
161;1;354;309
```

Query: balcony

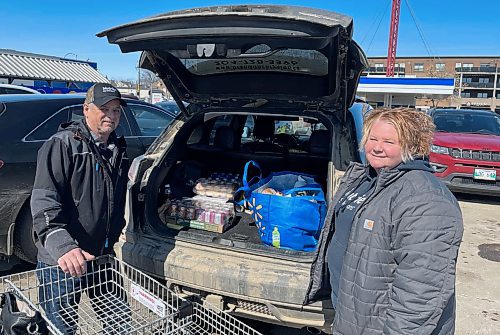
461;82;495;89
452;96;496;109
364;66;406;74
455;66;498;73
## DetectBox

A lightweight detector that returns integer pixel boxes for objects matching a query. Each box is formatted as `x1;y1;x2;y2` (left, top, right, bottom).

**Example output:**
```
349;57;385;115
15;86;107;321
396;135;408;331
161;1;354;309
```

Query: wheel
13;206;38;264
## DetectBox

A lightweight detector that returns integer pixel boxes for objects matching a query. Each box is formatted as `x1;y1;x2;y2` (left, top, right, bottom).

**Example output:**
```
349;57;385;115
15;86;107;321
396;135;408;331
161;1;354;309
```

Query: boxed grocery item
162;172;240;233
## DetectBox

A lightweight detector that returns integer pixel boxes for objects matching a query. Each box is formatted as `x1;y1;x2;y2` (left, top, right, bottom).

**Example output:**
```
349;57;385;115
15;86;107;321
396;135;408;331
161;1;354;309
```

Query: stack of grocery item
163;173;240;233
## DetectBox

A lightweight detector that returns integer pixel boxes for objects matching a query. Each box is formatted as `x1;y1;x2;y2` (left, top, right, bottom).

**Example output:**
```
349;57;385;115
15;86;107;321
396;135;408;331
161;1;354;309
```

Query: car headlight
430;145;450;155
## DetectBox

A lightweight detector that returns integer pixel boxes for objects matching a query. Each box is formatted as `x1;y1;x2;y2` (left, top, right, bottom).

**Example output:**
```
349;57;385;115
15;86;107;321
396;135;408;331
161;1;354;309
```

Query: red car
428;108;500;196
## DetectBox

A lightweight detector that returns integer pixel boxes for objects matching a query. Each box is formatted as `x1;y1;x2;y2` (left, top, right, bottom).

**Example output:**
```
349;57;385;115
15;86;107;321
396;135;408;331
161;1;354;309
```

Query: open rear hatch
98;5;367;117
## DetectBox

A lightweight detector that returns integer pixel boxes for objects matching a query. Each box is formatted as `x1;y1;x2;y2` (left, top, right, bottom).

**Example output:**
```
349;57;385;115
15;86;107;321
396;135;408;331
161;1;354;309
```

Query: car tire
13;206;37;264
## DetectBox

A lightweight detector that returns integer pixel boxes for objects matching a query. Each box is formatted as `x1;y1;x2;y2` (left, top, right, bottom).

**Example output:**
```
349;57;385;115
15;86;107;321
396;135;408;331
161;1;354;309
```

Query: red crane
386;0;402;77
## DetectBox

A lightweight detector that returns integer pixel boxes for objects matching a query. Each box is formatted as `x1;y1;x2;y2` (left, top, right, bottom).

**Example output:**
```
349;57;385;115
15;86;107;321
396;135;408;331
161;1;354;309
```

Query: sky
1;0;499;81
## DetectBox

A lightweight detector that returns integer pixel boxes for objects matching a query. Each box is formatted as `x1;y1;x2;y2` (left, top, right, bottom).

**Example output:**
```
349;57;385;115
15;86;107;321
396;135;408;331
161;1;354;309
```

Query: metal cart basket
0;255;262;335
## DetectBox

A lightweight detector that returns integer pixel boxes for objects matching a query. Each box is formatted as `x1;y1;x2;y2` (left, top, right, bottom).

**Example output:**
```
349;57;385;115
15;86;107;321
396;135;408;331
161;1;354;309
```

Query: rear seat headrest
214;126;238;150
309;129;330;156
252;116;275;140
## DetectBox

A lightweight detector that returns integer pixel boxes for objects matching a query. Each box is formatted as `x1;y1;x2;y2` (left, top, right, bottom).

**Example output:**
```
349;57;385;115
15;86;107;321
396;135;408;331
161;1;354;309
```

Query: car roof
0;83;41;94
0;93;157;106
431;108;497;116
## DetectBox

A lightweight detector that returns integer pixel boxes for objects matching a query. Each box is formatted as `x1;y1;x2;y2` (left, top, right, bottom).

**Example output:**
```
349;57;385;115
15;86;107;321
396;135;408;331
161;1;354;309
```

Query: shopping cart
0;255;263;335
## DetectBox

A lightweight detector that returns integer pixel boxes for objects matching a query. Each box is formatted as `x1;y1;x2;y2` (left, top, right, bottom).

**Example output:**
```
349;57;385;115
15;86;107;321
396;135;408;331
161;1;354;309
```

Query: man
31;83;130;334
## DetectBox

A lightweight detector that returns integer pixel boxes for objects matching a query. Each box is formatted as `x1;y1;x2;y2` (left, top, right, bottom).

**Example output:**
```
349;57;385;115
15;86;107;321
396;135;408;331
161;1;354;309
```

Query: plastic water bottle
272;227;280;248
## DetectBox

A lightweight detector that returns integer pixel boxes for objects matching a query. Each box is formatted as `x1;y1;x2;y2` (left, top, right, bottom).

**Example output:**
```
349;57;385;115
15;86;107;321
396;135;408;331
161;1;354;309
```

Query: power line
360;0;391;46
366;0;392;54
404;0;439;61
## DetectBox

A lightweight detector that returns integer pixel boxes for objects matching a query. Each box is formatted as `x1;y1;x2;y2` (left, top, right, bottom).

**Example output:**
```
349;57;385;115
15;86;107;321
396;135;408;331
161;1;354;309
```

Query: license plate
473;169;497;181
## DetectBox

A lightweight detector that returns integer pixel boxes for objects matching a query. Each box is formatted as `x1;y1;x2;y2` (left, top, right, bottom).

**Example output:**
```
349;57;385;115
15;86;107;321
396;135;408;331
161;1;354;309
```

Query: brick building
364;56;500;111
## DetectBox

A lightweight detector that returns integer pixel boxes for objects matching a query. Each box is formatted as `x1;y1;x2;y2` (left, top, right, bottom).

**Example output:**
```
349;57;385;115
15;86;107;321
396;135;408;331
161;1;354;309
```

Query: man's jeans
36;261;131;335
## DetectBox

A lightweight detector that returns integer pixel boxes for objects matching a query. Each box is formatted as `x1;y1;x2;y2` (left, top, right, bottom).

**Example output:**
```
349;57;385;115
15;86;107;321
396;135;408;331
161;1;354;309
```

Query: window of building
480;63;492;68
479;78;490;84
463;63;473;68
463;77;472;84
414;63;424;72
477;92;488;98
435;63;446;71
455;62;462;68
374;63;384;71
461;92;471;98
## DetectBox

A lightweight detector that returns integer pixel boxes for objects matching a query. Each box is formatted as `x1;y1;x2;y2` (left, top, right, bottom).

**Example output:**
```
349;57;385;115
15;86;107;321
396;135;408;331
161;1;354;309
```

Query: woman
326;108;463;334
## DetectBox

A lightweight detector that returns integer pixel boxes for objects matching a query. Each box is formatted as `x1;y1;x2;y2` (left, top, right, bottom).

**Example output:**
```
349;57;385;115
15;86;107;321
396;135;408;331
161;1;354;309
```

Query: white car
0;84;41;94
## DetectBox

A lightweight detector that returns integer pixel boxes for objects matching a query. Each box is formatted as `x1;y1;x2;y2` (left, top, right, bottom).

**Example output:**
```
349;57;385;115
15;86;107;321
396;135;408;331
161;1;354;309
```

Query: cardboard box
167;216;231;233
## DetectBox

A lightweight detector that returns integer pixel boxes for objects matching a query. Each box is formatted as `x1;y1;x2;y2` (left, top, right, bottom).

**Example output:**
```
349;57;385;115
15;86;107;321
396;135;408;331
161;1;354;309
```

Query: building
0;49;109;93
364;56;500;111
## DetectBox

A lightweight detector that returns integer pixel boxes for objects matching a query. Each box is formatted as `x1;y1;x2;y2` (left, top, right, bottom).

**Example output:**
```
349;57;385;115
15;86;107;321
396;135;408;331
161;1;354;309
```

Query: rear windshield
434;112;500;135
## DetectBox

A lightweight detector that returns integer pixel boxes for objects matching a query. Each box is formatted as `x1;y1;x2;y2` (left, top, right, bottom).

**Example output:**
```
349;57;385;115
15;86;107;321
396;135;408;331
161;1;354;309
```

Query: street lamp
63;52;78;60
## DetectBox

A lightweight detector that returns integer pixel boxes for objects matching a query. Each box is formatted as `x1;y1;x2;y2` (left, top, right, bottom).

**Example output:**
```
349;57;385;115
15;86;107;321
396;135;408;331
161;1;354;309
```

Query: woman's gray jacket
305;160;463;334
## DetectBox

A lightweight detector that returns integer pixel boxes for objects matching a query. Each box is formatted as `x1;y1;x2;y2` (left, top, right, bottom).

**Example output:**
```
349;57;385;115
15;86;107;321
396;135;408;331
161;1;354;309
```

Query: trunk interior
150;110;332;257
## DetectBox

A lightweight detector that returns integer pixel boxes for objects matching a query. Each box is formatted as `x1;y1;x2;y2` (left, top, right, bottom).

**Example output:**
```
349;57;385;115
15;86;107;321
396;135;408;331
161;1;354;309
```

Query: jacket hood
396;157;434;172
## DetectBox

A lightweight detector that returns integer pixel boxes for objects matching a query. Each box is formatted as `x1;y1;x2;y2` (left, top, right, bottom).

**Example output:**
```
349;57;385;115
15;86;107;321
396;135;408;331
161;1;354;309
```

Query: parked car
0;83;41;94
428;108;500;195
0;94;176;263
98;5;368;333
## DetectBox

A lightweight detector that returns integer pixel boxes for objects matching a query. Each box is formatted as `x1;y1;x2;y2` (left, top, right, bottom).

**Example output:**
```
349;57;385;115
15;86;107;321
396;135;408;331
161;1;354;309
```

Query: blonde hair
360;107;436;162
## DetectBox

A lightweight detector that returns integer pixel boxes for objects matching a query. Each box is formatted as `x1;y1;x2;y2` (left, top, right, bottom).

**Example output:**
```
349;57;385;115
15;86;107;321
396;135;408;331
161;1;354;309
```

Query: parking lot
0;192;497;334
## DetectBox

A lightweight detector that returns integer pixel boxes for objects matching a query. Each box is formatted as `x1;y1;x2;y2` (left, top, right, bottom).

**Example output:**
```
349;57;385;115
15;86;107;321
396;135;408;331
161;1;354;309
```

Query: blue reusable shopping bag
234;161;327;251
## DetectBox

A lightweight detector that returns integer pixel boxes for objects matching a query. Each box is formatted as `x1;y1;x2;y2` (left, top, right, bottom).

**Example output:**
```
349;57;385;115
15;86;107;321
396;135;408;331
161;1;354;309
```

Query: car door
126;103;175;149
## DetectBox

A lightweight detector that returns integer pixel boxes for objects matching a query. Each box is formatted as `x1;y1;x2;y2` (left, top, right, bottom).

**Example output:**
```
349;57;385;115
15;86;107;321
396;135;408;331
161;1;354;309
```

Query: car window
25;108;71;141
434;112;500;135
128;104;173;137
155;101;183;115
70;105;132;137
241;115;324;153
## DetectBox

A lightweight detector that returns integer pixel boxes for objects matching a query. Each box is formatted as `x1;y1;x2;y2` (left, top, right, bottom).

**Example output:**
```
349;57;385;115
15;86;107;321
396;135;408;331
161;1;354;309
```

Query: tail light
128;155;144;183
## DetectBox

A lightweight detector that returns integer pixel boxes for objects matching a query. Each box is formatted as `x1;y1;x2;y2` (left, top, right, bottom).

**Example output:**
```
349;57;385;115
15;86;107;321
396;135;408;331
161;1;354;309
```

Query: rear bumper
114;237;334;332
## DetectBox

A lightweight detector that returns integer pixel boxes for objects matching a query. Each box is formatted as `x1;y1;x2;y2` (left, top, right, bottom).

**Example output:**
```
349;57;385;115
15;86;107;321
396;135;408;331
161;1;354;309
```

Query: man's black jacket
31;120;128;265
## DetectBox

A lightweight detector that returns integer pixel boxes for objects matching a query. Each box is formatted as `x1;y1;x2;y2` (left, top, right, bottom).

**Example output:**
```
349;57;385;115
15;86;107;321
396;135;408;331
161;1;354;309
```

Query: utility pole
136;59;141;98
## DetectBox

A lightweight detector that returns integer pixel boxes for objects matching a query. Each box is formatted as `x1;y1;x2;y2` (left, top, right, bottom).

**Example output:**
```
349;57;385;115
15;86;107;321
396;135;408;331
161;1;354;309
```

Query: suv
429;108;500;195
0;94;176;263
99;5;367;332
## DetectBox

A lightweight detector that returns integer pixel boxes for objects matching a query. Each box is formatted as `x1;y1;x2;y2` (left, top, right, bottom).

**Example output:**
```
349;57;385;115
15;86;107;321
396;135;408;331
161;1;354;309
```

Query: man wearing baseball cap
31;82;130;333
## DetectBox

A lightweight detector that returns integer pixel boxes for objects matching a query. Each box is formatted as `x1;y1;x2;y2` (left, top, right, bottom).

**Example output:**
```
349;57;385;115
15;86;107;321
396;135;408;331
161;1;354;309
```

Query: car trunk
142;109;333;258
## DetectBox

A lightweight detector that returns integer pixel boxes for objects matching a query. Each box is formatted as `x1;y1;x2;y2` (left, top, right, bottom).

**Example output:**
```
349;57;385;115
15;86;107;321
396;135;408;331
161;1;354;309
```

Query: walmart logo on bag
247;198;265;237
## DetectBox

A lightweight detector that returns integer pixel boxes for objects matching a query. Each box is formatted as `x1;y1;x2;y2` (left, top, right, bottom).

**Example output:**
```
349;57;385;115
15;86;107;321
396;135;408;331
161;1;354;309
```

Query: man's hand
57;248;95;277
